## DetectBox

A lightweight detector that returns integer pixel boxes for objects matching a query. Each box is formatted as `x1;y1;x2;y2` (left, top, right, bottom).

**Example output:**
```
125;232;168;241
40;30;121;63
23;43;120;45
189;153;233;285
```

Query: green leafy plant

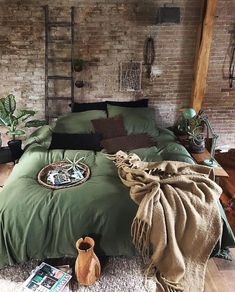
72;58;84;72
0;94;46;140
187;110;205;142
187;110;206;154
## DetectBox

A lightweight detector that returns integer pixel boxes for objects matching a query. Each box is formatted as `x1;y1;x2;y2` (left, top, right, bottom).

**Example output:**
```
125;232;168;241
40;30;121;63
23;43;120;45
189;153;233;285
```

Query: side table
190;148;229;182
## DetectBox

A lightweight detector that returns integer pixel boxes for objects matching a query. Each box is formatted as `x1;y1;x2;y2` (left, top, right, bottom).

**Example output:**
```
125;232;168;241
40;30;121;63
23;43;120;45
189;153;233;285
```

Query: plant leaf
25;120;46;128
4;94;16;114
16;110;36;121
7;129;26;136
0;99;10;125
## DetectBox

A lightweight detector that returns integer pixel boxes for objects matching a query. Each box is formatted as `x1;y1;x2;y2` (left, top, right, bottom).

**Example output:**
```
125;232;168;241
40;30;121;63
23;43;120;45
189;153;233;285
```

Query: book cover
23;262;72;292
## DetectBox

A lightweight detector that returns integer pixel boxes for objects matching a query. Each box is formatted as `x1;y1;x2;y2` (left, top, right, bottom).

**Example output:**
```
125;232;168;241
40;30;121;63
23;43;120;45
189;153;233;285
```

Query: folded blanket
107;151;222;292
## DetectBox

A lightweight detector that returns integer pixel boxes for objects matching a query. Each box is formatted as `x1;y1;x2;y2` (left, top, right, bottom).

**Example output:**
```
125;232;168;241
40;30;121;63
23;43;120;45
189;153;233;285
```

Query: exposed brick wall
204;0;235;149
0;0;234;148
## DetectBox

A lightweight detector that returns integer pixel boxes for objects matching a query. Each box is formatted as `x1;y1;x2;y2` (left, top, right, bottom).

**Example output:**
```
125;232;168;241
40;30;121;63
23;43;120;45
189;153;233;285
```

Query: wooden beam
191;0;217;112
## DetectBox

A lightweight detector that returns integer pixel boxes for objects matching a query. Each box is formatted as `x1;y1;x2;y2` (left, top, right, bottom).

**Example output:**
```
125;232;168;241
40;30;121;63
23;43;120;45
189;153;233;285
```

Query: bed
0;101;234;268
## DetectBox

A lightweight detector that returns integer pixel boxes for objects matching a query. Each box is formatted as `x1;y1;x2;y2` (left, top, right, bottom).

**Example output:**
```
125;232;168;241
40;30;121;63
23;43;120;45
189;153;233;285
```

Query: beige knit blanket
107;151;223;292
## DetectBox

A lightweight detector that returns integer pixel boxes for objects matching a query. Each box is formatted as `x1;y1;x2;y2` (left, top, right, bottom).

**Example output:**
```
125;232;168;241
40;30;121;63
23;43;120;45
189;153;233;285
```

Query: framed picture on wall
119;61;142;91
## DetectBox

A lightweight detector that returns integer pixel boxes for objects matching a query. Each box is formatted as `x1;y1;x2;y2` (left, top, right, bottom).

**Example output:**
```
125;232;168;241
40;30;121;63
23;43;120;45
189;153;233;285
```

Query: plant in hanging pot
0;94;46;161
72;58;85;72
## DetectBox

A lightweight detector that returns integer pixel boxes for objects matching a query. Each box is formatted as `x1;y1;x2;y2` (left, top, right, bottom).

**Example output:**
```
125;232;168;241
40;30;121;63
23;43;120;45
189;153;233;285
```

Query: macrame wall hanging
144;37;155;78
119;61;142;91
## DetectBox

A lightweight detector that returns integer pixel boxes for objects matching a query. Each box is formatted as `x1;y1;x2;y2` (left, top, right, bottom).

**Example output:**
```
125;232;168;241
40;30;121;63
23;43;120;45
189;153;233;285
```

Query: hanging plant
72;59;85;72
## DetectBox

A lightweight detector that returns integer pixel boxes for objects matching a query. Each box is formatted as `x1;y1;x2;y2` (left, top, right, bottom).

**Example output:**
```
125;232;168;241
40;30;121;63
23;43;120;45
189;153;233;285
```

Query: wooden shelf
190;148;229;178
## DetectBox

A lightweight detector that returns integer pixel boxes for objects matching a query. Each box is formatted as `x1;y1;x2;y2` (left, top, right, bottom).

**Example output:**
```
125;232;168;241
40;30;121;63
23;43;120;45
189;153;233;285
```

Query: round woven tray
37;160;90;189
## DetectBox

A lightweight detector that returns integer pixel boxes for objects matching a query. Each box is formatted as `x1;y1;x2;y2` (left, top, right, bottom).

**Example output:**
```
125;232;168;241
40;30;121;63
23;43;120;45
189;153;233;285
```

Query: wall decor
119;61;142;91
144;37;155;78
229;46;235;88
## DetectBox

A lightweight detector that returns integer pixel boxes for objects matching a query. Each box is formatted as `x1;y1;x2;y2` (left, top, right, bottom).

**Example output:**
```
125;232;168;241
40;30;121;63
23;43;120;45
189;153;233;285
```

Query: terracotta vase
75;237;101;286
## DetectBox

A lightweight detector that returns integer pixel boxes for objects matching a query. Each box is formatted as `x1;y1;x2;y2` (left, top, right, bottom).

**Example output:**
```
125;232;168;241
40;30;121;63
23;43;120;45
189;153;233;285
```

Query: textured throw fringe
143;266;183;292
131;218;150;261
157;274;184;292
132;217;184;292
105;151;143;170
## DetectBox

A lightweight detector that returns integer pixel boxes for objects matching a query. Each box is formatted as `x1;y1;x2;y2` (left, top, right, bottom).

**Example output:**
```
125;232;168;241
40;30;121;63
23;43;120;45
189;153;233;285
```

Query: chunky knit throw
107;151;223;292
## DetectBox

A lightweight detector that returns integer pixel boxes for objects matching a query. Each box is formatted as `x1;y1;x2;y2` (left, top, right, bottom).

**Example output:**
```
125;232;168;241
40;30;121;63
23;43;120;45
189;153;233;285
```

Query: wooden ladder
44;5;75;123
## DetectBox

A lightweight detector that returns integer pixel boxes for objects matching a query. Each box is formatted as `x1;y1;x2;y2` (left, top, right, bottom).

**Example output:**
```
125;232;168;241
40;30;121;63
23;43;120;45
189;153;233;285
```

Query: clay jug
75;237;101;286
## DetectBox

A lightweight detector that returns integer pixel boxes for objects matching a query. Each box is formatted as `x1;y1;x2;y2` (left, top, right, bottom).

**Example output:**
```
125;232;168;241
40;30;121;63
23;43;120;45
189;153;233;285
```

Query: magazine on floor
22;262;72;292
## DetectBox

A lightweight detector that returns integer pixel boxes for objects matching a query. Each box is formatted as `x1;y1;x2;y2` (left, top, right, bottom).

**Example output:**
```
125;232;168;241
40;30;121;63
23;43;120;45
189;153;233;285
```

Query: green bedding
0;125;234;267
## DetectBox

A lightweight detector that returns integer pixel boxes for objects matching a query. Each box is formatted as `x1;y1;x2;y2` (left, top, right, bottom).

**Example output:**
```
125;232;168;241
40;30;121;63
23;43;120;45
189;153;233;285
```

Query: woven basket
37;160;90;189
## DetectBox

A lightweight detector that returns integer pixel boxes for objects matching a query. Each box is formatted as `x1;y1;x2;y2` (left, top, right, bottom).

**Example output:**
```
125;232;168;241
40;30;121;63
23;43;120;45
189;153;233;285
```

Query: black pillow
49;133;102;151
106;99;148;108
71;102;107;113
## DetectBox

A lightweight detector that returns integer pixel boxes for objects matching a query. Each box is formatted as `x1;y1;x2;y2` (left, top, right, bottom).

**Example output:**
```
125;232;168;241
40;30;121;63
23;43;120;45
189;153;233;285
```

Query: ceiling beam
191;0;217;112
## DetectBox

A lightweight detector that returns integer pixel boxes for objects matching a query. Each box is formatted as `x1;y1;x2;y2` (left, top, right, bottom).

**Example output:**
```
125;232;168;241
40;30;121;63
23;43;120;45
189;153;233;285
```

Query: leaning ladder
44;5;75;123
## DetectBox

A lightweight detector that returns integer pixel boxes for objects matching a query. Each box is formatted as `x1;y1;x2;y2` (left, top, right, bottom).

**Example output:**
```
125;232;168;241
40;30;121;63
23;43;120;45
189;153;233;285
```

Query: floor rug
0;257;156;292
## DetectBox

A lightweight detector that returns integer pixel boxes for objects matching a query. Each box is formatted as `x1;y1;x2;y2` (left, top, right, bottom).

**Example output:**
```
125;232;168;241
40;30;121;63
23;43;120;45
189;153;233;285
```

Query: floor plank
205;248;235;292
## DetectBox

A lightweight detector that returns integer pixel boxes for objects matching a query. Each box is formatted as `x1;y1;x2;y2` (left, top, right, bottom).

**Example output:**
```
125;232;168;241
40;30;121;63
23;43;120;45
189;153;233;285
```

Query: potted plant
187;111;205;153
0;94;46;160
72;58;85;72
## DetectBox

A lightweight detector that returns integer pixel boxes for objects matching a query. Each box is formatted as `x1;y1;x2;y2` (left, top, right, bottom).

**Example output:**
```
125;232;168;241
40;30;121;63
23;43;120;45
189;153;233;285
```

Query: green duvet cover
0;126;234;267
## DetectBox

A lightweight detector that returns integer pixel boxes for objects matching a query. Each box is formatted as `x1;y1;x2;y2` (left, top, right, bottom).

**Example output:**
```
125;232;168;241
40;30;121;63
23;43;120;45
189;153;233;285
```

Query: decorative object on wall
119;61;142;91
144;37;155;78
229;46;235;88
156;6;181;24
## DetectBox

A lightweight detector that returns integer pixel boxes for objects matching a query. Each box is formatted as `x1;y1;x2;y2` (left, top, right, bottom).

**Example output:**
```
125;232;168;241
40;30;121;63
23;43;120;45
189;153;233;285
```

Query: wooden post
191;0;217;112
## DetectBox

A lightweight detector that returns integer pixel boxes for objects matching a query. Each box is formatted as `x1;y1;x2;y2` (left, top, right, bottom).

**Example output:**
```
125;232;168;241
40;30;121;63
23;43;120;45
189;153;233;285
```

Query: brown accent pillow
101;134;154;154
91;116;127;139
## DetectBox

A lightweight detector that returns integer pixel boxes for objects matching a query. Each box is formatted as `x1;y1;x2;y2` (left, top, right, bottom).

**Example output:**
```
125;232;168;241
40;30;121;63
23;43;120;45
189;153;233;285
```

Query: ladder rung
48;22;72;27
48;39;72;44
48;96;72;100
48;58;72;63
47;75;72;80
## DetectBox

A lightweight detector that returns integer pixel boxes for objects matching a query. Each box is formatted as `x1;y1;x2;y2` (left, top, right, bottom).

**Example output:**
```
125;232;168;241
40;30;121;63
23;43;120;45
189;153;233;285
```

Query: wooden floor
0;163;235;291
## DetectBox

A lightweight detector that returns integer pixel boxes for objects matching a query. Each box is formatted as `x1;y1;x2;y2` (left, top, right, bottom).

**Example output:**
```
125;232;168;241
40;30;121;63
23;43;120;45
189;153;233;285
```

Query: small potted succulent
0;94;46;160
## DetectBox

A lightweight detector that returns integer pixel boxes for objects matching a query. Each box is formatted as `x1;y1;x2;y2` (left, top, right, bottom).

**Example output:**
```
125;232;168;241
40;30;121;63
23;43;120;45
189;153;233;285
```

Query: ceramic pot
75;237;101;286
73;63;83;72
189;137;205;154
75;80;84;88
7;139;23;161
